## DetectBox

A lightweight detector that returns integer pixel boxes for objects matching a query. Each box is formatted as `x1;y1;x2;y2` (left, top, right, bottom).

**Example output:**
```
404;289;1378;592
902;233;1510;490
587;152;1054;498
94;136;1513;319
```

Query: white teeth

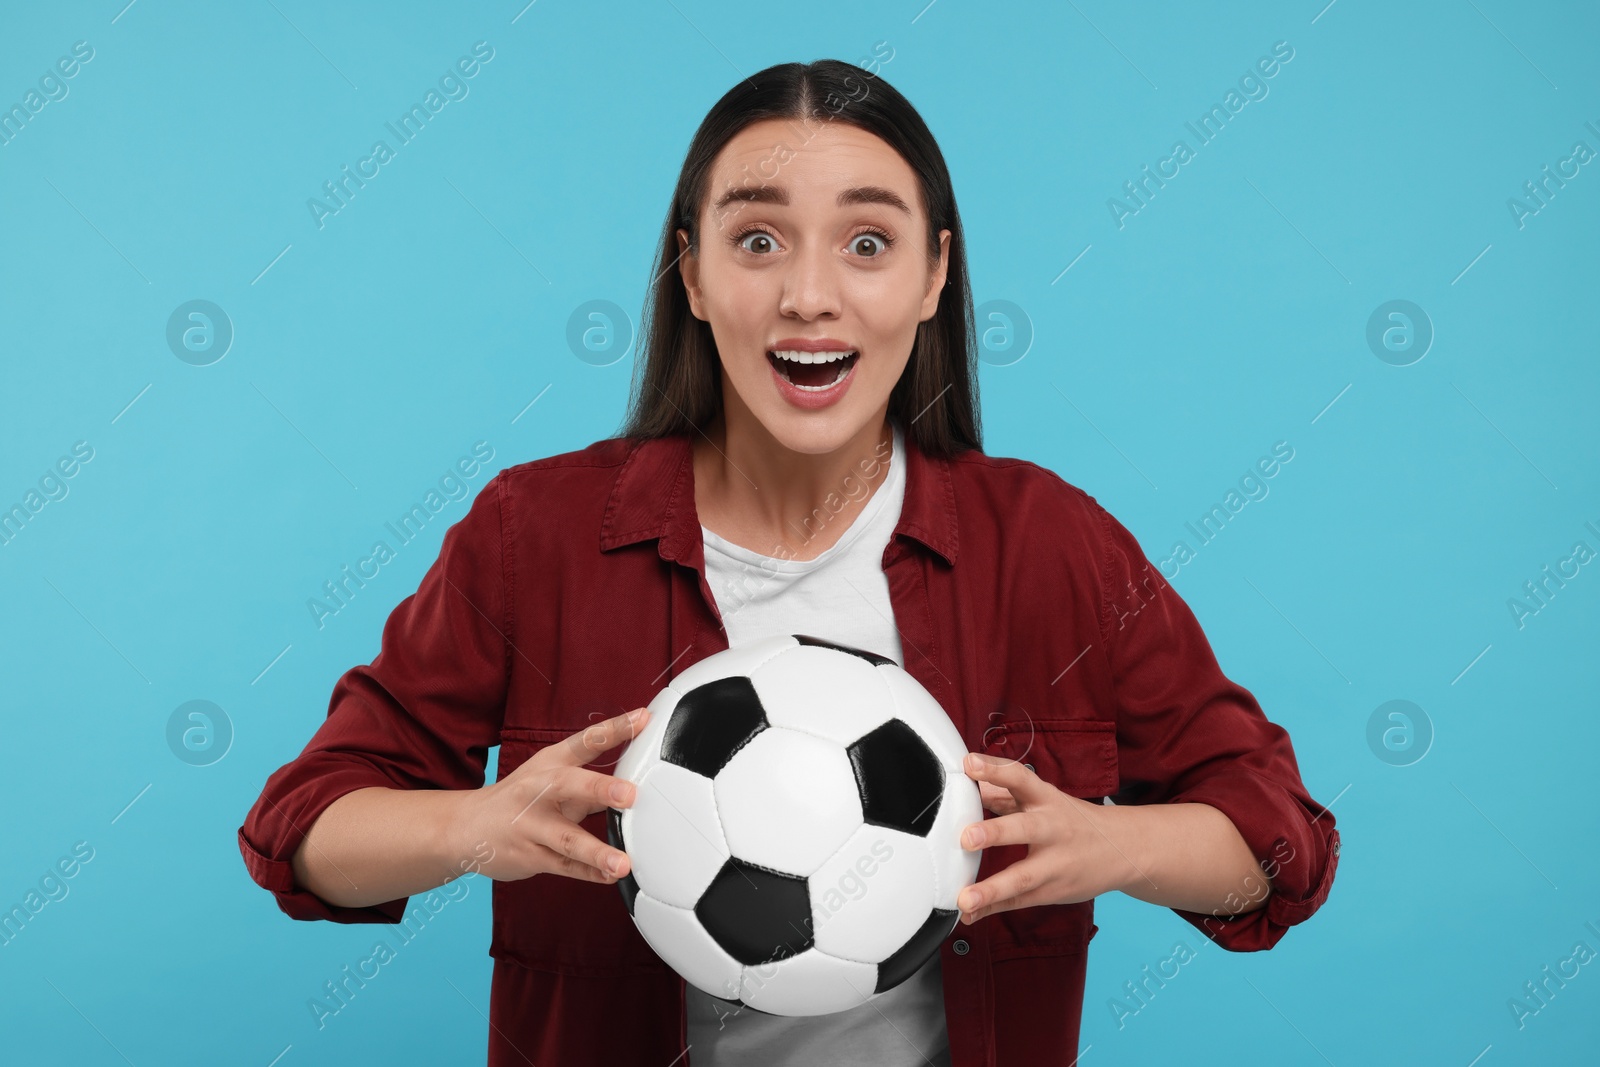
769;349;856;364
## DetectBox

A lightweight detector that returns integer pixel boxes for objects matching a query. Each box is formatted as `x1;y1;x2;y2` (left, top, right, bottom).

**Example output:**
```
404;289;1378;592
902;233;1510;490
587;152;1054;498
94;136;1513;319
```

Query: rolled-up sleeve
1096;503;1340;951
238;473;512;924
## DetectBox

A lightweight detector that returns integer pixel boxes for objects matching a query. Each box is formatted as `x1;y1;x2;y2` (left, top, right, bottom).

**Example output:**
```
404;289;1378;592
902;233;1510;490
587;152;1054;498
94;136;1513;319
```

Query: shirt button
953;939;969;956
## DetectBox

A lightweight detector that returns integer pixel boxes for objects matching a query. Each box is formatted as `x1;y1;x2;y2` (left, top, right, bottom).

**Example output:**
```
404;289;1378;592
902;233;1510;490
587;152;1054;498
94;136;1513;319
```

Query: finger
959;880;1060;925
530;841;623;885
956;858;1049;920
977;781;1018;815
550;764;641;812
959;810;1037;852
964;752;1051;805
557;707;650;766
535;813;631;879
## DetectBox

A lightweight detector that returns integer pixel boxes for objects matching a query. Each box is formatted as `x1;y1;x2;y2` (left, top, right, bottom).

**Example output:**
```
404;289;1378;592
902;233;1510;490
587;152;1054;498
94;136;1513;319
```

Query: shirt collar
598;426;959;567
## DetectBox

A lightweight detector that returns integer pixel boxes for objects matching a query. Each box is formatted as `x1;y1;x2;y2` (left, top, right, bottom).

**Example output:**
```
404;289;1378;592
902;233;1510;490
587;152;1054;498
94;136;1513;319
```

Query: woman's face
678;117;951;456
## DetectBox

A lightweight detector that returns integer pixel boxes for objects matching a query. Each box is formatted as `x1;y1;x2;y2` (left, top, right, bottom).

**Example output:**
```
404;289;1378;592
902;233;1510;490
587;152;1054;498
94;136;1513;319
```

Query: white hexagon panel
714;727;863;877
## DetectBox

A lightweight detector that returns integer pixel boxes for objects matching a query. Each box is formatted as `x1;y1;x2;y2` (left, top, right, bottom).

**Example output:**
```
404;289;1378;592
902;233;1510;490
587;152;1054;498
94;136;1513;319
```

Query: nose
778;239;842;321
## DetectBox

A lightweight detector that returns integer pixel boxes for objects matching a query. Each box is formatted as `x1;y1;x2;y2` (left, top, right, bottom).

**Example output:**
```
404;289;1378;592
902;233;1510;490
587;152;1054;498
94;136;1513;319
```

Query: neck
693;404;895;561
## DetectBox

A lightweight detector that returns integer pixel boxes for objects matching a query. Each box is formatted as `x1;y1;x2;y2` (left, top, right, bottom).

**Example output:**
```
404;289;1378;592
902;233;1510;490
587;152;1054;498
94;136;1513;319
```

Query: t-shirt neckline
700;422;904;573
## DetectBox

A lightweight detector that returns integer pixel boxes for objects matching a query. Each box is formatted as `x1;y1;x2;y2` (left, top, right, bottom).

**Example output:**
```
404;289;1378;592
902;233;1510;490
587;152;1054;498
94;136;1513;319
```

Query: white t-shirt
685;419;953;1066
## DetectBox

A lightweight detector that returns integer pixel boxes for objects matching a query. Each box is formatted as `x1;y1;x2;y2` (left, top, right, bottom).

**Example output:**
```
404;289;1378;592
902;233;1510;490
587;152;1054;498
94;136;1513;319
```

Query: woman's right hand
453;706;651;886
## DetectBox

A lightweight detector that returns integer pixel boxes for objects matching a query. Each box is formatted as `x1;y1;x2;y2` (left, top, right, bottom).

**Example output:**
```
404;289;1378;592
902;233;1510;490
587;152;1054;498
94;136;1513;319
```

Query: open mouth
767;349;859;391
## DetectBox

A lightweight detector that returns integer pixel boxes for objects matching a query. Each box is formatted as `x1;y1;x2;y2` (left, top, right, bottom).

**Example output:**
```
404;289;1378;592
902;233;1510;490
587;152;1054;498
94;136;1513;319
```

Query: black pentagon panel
661;675;769;777
696;858;814;966
793;633;895;667
606;807;641;916
875;908;960;994
848;718;945;837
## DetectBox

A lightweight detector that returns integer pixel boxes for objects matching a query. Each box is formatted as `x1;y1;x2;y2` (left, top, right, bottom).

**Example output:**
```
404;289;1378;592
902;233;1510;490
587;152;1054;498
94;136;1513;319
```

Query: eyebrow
710;184;913;216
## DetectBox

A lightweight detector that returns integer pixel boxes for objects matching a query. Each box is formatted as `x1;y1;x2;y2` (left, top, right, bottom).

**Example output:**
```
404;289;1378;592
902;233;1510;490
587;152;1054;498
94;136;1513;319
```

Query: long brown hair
617;59;981;459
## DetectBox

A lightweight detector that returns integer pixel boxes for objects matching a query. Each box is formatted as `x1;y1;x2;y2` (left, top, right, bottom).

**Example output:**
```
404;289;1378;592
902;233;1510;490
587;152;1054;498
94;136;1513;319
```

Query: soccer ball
607;633;982;1017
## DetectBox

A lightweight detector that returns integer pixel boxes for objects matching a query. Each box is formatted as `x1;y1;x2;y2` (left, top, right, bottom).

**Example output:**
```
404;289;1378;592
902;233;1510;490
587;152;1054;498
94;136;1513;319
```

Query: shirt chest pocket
980;718;1118;958
488;733;672;977
983;717;1119;800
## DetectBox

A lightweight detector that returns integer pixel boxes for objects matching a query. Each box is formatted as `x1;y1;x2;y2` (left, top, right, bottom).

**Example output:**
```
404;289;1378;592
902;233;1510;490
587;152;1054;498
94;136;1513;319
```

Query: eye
733;228;779;255
847;229;894;258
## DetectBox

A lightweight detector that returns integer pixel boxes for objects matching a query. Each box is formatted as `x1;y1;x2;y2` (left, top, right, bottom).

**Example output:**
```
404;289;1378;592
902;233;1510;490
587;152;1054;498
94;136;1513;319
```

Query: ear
677;228;707;322
918;229;952;322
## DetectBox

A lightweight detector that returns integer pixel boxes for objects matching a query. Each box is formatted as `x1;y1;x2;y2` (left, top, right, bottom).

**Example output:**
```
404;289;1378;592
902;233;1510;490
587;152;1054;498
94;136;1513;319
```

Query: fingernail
610;782;630;803
607;854;624;875
965;753;982;772
628;708;645;723
962;827;981;849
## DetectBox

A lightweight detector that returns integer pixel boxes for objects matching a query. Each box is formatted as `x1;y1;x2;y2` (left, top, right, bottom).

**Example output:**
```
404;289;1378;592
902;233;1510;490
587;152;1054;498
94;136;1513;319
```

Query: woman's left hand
955;751;1146;924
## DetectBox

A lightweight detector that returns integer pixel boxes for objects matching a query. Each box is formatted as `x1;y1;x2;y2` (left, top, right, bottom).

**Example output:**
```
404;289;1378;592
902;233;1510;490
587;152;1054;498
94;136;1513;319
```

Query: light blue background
2;1;1596;1064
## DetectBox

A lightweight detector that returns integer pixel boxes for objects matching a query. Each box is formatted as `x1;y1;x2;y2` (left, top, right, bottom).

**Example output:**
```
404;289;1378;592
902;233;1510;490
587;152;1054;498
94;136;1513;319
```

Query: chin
757;406;874;456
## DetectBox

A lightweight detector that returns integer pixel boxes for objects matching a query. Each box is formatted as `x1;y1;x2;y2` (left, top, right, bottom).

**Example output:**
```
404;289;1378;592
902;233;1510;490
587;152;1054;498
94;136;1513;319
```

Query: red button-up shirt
239;429;1340;1066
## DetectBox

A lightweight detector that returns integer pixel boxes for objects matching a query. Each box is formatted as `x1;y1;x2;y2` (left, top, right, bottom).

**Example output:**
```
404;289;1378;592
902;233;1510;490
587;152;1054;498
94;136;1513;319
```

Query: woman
239;59;1339;1065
